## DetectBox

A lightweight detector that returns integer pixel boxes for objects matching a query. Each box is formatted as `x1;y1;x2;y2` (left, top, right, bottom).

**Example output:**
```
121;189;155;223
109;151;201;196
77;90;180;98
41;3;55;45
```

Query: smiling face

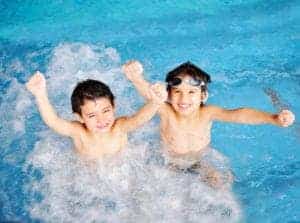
79;97;115;134
169;76;203;116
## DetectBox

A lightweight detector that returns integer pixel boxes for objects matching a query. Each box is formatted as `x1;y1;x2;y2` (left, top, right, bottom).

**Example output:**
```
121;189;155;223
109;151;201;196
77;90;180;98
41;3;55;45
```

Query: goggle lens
167;77;206;87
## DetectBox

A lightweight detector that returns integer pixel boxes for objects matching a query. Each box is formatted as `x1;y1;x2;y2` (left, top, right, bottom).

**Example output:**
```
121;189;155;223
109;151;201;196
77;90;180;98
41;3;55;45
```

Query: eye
189;90;195;94
88;114;95;118
103;108;111;113
174;90;180;94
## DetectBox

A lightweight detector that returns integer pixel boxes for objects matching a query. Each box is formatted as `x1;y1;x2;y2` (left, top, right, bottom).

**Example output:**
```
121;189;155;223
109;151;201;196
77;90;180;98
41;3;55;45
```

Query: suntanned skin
122;60;295;188
26;71;168;160
122;61;295;154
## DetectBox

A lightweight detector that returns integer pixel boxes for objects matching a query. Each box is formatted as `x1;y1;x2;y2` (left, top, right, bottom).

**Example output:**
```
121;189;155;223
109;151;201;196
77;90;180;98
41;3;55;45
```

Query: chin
91;125;111;133
97;125;112;132
176;109;193;115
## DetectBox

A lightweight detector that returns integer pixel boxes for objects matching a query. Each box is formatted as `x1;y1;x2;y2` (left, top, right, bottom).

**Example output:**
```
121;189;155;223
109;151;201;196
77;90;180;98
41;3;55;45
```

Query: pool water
0;1;299;222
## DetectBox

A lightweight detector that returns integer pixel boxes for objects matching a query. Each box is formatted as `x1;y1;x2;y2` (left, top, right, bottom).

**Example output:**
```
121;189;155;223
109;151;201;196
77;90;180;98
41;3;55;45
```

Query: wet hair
71;79;115;115
165;61;211;91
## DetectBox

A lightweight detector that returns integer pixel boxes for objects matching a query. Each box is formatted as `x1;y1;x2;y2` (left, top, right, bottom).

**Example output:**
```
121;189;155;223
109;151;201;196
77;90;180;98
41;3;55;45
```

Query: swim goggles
167;77;206;88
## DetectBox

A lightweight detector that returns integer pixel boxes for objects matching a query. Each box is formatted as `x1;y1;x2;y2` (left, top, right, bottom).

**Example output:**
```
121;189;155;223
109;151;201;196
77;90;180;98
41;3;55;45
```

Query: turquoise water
0;1;299;222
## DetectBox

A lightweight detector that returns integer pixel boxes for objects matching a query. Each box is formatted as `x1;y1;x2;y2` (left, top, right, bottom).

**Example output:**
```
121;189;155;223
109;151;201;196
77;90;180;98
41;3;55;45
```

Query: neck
89;129;111;139
176;110;199;123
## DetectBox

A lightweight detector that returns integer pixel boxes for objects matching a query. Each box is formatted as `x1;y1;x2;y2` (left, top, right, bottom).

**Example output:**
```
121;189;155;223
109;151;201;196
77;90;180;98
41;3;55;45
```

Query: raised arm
122;60;152;100
26;71;80;137
208;105;295;127
117;83;168;132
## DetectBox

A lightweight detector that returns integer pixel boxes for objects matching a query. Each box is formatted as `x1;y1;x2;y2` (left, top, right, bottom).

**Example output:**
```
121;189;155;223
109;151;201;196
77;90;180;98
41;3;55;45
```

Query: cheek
190;94;202;103
83;119;96;130
169;96;178;106
105;112;115;121
169;93;179;101
86;118;96;126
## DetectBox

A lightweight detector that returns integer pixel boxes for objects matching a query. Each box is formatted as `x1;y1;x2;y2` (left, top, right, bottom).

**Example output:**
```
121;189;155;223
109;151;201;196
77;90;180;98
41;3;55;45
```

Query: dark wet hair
71;79;115;115
165;61;211;91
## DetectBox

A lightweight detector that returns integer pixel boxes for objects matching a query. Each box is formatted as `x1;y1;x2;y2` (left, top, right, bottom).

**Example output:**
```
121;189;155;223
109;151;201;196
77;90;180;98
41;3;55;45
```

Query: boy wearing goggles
122;61;295;189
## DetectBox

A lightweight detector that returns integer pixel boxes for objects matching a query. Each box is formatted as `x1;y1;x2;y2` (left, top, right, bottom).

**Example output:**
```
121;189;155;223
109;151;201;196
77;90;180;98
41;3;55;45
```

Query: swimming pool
0;1;299;222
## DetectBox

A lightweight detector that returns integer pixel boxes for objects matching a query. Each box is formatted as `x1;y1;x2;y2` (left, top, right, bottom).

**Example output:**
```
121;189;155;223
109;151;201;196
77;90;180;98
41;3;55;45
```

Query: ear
74;113;84;123
201;91;209;103
166;90;172;102
111;103;116;112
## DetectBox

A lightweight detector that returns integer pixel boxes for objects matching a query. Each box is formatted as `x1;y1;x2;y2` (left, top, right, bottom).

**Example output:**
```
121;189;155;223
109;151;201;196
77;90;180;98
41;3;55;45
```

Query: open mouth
177;104;191;110
96;123;110;129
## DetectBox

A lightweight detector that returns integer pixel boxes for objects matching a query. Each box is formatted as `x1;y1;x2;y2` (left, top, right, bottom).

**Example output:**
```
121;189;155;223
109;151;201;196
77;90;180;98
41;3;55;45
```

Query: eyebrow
84;104;112;114
102;106;111;110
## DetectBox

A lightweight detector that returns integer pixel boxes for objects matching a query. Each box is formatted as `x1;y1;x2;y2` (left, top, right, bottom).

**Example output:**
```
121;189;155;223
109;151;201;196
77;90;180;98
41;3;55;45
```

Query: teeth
97;123;109;128
178;104;190;109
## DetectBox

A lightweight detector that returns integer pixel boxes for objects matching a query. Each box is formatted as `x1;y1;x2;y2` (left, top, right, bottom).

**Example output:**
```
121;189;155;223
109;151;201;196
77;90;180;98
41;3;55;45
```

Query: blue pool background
0;0;299;222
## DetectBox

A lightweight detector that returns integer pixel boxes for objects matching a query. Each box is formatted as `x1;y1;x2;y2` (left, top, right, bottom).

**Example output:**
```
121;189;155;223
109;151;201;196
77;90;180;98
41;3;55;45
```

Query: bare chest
161;119;212;153
74;132;127;158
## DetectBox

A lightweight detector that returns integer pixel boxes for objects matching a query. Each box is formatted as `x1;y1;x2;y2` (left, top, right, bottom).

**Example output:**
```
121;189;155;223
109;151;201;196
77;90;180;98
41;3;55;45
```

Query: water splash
2;42;241;222
24;132;242;223
24;44;241;222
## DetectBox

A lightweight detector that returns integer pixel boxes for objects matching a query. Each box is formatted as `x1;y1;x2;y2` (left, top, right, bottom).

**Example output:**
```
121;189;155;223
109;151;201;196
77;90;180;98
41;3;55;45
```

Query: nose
179;92;189;103
96;114;104;124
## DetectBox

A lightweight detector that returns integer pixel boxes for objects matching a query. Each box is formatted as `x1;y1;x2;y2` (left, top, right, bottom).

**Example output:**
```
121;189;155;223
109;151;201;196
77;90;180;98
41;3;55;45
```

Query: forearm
35;92;58;124
135;101;161;122
34;92;72;135
212;106;278;125
124;101;160;132
129;76;151;100
225;108;278;125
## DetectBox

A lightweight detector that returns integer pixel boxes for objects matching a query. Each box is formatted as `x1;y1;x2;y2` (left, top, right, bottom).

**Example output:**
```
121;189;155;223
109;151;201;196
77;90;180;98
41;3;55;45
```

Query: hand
26;71;47;96
277;110;295;127
122;60;144;81
148;83;168;105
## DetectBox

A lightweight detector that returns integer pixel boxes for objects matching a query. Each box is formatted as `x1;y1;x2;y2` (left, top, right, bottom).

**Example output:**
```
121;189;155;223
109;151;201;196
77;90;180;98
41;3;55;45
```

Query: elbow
43;115;60;129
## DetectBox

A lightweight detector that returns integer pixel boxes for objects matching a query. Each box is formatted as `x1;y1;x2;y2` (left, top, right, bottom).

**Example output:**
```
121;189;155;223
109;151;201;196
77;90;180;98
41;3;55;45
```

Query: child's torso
161;107;212;154
73;128;127;159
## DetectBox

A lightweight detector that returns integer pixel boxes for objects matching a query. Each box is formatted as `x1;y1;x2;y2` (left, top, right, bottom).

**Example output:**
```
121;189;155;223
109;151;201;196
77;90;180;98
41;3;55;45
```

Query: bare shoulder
70;120;85;128
202;104;223;112
200;104;224;119
158;102;174;116
112;117;127;132
114;117;127;125
68;120;87;137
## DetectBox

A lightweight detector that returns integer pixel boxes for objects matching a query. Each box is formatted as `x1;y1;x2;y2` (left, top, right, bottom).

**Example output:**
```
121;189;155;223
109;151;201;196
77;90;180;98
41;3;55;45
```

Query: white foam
0;79;33;160
24;133;242;223
9;58;25;73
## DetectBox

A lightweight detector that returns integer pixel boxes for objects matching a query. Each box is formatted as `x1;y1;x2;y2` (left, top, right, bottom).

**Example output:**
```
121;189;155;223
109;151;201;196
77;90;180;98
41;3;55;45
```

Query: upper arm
116;101;161;133
32;92;83;138
207;105;239;122
157;102;172;117
47;117;83;138
115;116;144;133
204;104;248;123
207;105;276;124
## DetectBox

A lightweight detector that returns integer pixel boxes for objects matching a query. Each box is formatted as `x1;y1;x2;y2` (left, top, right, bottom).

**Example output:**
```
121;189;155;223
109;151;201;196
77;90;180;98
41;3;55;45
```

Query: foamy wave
24;132;242;223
